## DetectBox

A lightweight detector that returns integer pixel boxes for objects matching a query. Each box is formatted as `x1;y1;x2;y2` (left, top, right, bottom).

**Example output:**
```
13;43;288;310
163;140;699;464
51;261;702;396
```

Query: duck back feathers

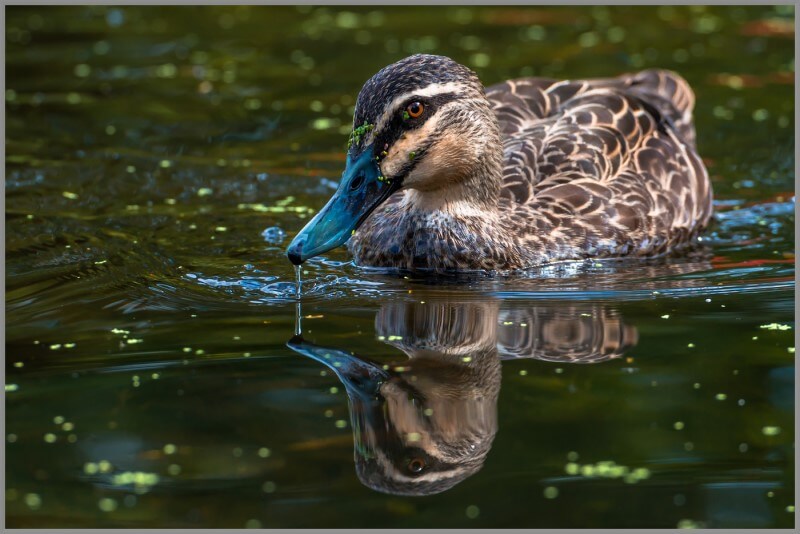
486;69;712;261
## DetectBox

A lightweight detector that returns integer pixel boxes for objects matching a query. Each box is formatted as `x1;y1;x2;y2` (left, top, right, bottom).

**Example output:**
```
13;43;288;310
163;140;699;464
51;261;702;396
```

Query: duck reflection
287;299;637;496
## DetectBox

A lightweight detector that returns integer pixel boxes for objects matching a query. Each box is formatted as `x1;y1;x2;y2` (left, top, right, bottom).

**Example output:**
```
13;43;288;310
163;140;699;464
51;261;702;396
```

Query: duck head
286;54;501;265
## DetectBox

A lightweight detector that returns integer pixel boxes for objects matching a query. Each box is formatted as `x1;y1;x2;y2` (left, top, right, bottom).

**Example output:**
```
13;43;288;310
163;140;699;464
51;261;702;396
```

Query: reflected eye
406;102;424;119
408;457;426;473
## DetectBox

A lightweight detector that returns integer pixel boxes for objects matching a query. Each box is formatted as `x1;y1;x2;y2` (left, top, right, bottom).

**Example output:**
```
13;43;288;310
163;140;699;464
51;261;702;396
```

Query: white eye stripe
372;448;470;484
366;82;472;144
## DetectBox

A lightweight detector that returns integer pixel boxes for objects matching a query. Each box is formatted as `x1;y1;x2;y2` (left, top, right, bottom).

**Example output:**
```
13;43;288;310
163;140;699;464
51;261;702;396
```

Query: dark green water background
5;5;795;528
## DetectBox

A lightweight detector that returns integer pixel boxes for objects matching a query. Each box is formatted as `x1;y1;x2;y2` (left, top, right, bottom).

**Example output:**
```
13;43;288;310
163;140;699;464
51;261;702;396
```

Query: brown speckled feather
486;70;712;258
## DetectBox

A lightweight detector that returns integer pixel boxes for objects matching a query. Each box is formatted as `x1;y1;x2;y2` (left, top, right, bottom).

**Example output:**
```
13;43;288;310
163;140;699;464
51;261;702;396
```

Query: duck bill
287;147;399;265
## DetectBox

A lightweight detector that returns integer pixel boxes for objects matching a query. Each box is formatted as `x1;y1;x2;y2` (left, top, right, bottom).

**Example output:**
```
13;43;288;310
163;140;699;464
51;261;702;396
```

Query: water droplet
261;226;286;244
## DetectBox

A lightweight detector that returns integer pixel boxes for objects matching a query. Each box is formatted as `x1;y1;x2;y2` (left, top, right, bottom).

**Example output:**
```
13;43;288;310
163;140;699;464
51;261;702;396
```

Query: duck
286;54;713;271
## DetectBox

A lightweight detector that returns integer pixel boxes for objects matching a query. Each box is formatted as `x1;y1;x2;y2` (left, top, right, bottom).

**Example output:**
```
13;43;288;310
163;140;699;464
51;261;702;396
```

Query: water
5;5;795;528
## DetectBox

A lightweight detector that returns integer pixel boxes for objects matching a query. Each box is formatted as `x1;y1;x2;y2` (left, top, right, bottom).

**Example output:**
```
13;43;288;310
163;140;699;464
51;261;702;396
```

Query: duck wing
486;69;712;253
487;70;697;146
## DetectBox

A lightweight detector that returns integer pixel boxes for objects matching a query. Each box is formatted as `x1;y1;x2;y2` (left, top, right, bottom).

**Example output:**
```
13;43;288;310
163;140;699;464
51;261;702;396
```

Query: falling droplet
294;264;302;300
294;301;303;337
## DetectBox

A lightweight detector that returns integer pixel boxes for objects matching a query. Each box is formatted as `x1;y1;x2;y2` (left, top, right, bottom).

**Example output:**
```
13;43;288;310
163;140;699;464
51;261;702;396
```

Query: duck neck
404;122;504;215
392;121;510;269
350;104;519;270
401;183;497;217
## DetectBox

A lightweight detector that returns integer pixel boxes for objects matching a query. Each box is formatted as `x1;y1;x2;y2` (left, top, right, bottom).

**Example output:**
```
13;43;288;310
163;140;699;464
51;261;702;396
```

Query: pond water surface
5;5;796;529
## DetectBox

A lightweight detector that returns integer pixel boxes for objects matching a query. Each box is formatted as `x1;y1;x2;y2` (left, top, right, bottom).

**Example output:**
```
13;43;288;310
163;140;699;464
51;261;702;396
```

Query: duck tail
624;69;698;147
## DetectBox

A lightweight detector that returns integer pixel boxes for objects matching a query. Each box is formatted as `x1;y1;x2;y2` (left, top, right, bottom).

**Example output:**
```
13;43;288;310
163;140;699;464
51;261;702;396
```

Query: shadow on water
288;297;638;496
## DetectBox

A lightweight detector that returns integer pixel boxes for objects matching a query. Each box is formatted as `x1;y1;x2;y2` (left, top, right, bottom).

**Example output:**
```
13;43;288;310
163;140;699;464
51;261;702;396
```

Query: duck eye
406;102;424;119
408;457;426;473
